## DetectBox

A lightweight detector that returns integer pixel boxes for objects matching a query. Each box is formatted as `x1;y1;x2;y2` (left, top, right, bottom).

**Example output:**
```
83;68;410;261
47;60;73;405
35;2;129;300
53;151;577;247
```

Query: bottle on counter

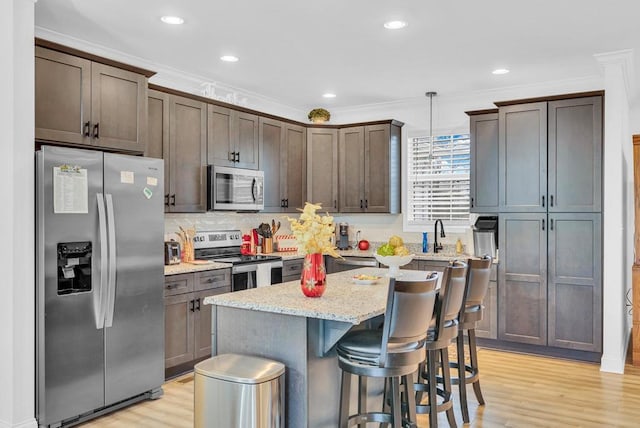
422;232;428;253
456;238;464;255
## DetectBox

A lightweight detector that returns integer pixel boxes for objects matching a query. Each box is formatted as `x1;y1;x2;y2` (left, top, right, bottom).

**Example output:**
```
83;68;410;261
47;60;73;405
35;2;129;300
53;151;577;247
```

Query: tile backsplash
166;212;476;255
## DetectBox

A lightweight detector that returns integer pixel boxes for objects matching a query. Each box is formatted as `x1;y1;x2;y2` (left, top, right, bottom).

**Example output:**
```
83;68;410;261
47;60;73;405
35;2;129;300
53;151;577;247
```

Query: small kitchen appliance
337;222;350;250
472;216;498;258
164;241;181;265
194;230;283;291
207;165;264;211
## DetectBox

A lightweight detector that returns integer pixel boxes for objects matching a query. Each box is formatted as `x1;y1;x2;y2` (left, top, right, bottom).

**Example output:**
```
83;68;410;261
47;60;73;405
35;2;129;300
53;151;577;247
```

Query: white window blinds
407;134;470;225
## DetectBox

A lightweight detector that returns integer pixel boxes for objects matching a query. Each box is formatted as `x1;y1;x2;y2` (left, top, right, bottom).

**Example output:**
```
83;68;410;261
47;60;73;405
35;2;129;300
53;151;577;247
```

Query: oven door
232;262;283;291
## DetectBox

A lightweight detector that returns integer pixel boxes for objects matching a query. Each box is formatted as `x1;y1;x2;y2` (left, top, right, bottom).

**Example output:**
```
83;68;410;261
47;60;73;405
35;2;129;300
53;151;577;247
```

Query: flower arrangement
307;108;331;123
287;202;340;258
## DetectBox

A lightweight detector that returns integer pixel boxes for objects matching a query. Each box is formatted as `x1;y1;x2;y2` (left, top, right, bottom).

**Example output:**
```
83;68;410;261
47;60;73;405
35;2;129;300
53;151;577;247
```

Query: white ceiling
34;0;640;112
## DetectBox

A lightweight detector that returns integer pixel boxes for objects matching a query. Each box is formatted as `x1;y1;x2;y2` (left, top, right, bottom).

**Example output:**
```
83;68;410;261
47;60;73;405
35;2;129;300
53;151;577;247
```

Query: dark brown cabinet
164;269;231;375
338;123;401;213
307;128;339;212
260;118;307;212
207;105;259;170
147;89;206;213
35;46;148;153
282;258;304;283
469;111;499;213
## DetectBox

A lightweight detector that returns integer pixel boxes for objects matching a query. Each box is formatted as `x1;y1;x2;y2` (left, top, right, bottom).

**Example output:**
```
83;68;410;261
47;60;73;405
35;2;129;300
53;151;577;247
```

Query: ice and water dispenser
57;242;92;295
472;216;498;258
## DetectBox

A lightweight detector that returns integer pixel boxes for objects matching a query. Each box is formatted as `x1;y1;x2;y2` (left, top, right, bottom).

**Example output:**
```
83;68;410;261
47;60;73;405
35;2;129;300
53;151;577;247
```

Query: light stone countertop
203;267;438;324
164;261;232;276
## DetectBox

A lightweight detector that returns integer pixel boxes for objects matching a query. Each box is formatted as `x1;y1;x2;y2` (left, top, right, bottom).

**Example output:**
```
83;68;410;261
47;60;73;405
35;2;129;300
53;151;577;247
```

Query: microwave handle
251;178;256;202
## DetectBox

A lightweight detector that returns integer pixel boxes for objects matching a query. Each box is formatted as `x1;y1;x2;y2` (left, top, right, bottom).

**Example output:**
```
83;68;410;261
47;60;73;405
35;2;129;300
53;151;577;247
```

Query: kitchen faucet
434;219;446;253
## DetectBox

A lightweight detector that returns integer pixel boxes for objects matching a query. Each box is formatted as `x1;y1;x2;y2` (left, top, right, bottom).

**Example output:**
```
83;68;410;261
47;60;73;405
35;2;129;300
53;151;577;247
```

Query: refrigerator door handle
96;193;109;329
104;193;117;328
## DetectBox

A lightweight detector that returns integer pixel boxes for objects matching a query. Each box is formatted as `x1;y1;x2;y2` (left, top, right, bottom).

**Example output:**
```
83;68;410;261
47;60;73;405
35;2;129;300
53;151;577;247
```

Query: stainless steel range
193;230;283;291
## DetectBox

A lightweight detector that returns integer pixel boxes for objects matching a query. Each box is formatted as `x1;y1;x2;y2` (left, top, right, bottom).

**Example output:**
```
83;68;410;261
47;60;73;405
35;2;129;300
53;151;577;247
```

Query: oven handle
336;258;378;267
232;260;283;274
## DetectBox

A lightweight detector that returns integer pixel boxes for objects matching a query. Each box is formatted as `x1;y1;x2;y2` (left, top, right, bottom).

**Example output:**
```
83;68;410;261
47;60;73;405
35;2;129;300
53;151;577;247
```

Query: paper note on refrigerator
53;166;88;214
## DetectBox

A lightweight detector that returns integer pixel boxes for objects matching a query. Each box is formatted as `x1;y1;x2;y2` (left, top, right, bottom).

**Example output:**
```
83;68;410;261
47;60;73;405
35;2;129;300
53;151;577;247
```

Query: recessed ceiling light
322;93;336;98
220;55;239;63
492;68;510;75
384;20;407;30
160;16;184;25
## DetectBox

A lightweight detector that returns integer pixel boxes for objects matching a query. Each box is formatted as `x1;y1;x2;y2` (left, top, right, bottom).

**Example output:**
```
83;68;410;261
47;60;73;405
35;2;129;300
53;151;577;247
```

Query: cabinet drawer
164;273;194;297
283;259;304;276
422;260;450;273
195;269;231;292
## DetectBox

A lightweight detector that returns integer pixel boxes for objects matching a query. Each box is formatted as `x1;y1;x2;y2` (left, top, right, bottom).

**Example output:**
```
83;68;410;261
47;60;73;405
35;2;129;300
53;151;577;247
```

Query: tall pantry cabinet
496;94;603;355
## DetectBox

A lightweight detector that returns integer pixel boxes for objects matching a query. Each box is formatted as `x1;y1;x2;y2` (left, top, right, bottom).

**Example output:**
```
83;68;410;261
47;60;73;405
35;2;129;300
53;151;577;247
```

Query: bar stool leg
390;376;402;427
427;349;438;428
456;329;470;423
358;376;367;428
468;328;485;405
339;371;351;428
440;349;457;428
403;372;418;427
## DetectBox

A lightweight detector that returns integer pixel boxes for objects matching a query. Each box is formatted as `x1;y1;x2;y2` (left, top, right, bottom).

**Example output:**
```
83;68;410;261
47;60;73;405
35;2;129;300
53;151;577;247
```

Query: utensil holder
263;237;273;254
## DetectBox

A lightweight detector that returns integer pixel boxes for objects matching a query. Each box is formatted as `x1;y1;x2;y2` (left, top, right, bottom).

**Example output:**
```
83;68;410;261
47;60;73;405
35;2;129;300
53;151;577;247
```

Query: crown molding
594;49;636;101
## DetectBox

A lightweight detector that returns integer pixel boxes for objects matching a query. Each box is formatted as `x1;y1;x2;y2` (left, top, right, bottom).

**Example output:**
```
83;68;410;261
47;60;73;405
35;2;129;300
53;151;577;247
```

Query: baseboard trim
600;327;631;374
0;418;38;428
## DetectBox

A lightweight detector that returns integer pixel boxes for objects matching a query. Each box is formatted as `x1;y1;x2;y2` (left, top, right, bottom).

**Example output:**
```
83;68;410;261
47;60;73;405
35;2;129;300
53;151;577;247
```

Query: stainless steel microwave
207;165;264;211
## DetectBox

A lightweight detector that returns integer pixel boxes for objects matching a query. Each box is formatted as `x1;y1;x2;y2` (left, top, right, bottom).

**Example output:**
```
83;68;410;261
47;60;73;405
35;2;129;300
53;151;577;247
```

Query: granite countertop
164;261;232;276
204;267;438;324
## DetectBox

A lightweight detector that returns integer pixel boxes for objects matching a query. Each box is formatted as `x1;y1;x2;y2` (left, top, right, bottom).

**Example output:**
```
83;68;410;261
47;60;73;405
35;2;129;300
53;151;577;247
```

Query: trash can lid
195;354;285;384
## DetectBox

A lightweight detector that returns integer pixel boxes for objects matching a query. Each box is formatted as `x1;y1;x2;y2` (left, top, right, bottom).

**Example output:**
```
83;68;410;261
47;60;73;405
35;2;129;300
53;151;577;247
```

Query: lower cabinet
475;265;498;339
164;269;231;377
498;213;602;353
282;258;304;283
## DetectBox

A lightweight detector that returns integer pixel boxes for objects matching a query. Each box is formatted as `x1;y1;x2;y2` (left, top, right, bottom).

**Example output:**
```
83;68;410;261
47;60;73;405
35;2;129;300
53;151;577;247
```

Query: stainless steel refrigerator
36;145;165;427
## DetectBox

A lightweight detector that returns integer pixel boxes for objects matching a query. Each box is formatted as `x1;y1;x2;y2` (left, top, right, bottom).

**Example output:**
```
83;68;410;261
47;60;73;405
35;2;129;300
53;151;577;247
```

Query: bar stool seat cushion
337;330;422;365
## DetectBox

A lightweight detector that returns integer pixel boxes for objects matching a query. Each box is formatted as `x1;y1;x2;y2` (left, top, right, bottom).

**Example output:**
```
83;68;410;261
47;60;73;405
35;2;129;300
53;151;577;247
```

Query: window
406;133;470;227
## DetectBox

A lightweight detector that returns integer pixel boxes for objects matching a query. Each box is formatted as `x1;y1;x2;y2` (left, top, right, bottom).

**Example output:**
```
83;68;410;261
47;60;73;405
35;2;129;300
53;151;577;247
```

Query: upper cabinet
307;128;339;212
497;95;602;213
547;97;602;213
260;118;307;213
35;46;148;153
468;111;499;213
338;123;401;213
207;105;259;170
147;89;206;213
499;102;548;212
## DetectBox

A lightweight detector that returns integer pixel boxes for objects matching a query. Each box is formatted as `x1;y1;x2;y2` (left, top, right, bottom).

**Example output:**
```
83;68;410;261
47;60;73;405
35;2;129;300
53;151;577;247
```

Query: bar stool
451;256;492;424
337;274;438;428
414;261;468;428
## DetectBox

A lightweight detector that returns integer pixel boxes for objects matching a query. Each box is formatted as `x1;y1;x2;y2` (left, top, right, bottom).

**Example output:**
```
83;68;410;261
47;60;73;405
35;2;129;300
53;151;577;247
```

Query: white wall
1;1;37;427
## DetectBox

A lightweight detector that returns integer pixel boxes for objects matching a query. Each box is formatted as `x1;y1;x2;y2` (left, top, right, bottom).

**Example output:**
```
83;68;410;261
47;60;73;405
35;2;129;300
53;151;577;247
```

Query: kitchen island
203;267;435;428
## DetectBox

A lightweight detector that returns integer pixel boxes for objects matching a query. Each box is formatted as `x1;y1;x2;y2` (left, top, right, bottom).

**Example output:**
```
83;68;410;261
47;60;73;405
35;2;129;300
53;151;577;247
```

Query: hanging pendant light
425;91;437;144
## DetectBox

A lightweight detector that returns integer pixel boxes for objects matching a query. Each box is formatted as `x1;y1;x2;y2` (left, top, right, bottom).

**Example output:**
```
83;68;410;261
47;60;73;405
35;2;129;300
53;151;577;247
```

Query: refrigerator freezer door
36;146;106;425
103;153;165;405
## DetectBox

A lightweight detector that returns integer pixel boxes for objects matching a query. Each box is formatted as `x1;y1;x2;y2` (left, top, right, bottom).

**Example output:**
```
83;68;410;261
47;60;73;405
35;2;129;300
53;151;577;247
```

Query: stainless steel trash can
194;354;285;428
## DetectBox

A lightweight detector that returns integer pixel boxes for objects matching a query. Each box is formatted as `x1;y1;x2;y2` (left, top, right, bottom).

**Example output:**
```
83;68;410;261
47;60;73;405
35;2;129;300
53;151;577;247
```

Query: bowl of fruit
374;236;414;277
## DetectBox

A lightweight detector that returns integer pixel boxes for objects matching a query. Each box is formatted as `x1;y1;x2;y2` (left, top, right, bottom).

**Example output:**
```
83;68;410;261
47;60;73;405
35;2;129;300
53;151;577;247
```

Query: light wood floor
79;348;640;427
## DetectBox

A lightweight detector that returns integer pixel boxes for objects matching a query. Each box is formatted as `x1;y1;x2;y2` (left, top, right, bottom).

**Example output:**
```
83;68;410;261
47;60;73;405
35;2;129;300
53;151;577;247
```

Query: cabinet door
169;96;207;212
499;102;547;212
498;213;547;345
476;264;498;339
194;287;230;360
91;62;147;153
548;97;602;213
235;111;260;170
283;124;307;212
147;90;170;211
400;260;424;271
164;293;194;369
307;128;339;212
364;124;391;213
35;47;91;145
260;117;285;212
339;126;365;212
207;104;234;167
470;113;499;213
548;213;602;352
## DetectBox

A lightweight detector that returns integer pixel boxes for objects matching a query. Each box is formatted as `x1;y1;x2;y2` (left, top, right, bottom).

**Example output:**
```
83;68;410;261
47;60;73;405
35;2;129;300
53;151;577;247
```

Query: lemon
394;245;410;256
388;235;404;248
